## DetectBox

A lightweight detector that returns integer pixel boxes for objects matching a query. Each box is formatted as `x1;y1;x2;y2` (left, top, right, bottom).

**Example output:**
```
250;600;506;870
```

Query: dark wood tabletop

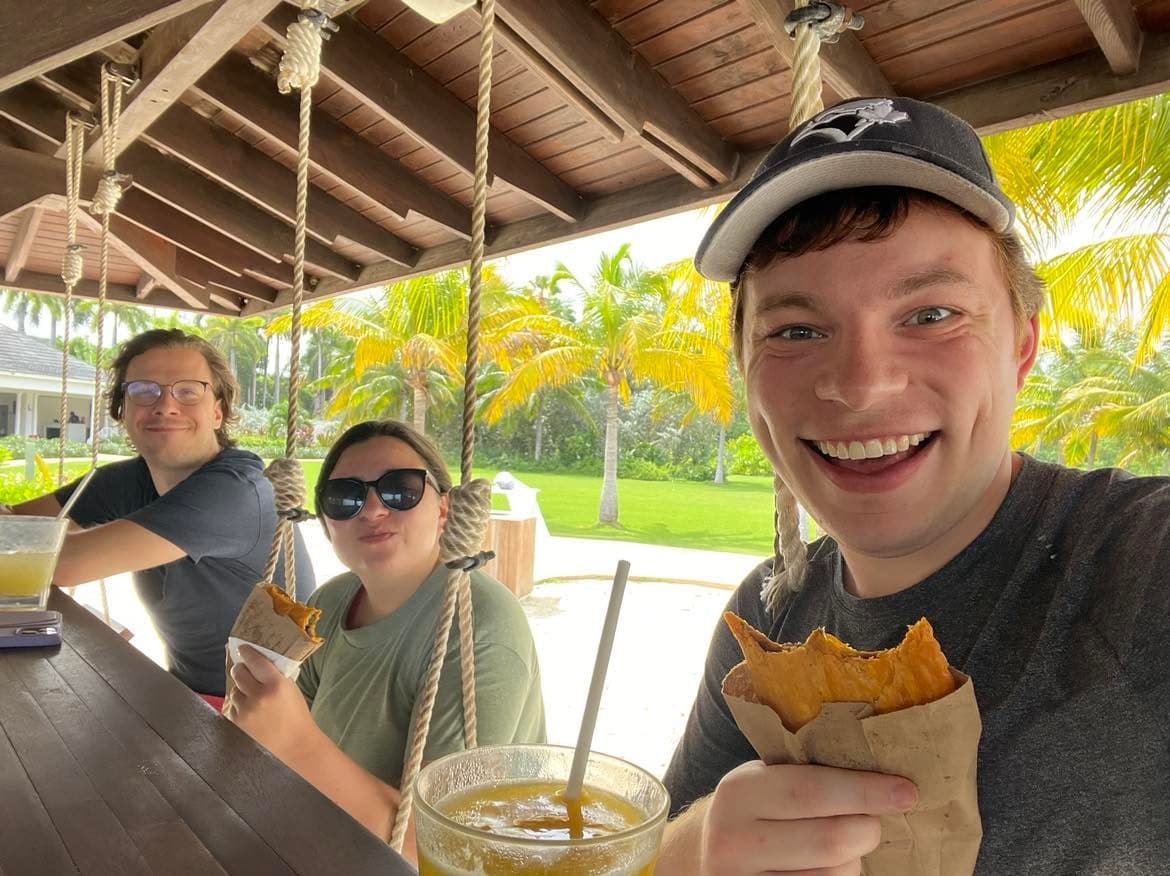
0;589;417;876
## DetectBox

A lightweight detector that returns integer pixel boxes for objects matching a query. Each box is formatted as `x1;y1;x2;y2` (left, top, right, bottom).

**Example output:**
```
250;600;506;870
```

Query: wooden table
0;589;417;875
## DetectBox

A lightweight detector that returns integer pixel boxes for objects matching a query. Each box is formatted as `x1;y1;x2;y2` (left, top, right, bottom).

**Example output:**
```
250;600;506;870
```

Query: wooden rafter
174;250;278;303
247;145;769;315
935;29;1170;135
78;0;284;164
261;6;584;222
122;142;361;280
118;188;296;287
738;0;894;100
11;269;237;315
38;63;417;267
73;206;212;309
146;104;416;264
0;0;210;92
494;0;738;187
1073;0;1144;75
5;204;46;283
193;54;473;239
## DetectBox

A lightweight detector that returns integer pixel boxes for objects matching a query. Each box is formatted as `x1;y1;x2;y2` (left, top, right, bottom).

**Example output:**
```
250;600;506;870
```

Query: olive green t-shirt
298;564;546;789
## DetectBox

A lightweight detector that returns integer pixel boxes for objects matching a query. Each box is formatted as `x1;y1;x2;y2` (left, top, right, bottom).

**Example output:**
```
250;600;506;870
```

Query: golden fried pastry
265;584;323;643
725;613;955;732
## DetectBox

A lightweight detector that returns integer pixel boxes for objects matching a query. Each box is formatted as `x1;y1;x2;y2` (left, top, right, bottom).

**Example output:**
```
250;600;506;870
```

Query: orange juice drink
0;517;68;610
415;745;669;875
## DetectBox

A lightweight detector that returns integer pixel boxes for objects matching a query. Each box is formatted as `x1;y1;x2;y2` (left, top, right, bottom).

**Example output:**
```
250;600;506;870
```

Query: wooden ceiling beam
36;65;416;267
933;29;1170;135
193;54;472;239
247;145;766;314
146;104;416;265
116;188;295;287
80;0;284;164
0;85;308;293
261;7;584;222
5;204;46;283
122;142;361;280
494;0;738;187
73;208;212;310
0;0;210;93
174;250;279;303
737;0;893;100
13;270;237;315
1073;0;1144;75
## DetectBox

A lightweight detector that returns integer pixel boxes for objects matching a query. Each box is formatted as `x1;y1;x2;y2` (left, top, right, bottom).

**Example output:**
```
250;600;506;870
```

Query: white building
0;324;97;440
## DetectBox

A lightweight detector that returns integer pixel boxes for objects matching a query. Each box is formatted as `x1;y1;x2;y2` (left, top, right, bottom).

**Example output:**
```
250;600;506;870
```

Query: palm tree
1013;328;1170;473
660;257;736;483
200;316;266;401
983;94;1170;361
483;245;733;524
268;266;519;434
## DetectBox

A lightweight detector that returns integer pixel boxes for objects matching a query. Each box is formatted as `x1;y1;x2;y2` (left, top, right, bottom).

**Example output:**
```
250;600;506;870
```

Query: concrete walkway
71;521;766;779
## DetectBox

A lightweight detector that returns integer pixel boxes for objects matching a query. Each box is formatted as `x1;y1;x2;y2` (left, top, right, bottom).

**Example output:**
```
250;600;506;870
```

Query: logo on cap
791;98;910;147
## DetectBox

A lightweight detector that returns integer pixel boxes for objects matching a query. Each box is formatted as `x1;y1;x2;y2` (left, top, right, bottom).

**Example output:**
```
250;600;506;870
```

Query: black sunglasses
320;468;440;520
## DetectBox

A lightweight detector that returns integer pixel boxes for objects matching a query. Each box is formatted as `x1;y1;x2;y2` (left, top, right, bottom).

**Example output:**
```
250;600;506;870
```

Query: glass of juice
0;516;69;610
414;744;669;875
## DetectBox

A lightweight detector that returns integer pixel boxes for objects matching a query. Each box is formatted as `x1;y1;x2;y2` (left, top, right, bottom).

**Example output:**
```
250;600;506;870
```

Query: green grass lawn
5;457;777;555
298;460;776;555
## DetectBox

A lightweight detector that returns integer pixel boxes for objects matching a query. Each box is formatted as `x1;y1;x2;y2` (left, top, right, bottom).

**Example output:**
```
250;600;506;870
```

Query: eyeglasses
320;468;440;520
122;379;212;407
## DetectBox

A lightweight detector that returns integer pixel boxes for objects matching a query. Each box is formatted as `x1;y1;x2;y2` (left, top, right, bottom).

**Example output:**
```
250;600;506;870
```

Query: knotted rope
389;0;498;852
262;2;337;597
762;2;862;616
784;1;863;129
58;113;86;485
390;480;492;851
87;64;133;626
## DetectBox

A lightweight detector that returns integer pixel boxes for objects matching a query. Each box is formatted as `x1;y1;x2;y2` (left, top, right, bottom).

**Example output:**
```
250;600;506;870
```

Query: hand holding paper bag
720;614;982;876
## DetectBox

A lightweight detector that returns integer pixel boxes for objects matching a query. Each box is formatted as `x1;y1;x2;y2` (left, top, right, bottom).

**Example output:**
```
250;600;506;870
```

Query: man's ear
212;397;224;430
1016;314;1040;390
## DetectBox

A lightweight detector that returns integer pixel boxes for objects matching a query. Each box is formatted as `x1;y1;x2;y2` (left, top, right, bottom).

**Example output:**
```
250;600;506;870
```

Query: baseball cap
694;96;1015;282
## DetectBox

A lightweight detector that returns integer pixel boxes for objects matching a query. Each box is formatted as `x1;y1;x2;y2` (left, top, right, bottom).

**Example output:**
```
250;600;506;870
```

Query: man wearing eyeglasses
9;328;314;698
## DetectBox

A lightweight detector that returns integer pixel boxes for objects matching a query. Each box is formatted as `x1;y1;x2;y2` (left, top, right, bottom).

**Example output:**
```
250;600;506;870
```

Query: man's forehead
126;345;213;378
747;266;980;315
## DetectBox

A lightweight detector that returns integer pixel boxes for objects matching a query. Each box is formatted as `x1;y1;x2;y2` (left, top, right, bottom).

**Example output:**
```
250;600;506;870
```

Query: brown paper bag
723;663;982;876
221;585;323;718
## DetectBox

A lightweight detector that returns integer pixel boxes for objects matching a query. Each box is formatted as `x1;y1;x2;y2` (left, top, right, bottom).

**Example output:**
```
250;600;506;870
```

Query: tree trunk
15;301;27;334
273;337;282;405
412;383;427;435
398;394;408;422
534;397;544;463
598;383;620;524
50;313;57;345
316;342;324;416
714;423;727;484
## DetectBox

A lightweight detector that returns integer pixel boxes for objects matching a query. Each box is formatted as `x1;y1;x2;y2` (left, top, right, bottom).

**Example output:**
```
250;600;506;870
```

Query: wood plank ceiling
0;0;1166;317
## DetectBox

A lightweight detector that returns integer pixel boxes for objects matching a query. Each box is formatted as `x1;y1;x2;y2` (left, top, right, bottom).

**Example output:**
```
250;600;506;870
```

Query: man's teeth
815;433;933;460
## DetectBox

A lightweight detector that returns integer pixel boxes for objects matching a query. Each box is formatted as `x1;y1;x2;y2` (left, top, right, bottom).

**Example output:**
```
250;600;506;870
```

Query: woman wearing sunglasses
226;420;546;850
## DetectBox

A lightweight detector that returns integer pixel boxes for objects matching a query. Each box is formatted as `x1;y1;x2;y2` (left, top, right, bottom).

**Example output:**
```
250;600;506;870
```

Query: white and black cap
695;97;1015;282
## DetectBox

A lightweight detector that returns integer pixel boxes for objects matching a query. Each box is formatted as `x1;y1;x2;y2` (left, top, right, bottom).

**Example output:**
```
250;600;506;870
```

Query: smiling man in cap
654;97;1170;874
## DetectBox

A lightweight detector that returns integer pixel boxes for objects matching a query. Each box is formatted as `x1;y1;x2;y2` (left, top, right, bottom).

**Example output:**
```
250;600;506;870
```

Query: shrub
728;433;772;476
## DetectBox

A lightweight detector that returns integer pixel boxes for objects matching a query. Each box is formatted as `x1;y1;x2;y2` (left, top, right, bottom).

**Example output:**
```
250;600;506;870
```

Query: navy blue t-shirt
56;449;315;695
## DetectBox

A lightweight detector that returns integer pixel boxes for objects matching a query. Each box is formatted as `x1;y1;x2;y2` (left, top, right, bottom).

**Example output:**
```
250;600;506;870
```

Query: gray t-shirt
664;455;1169;874
57;449;315;695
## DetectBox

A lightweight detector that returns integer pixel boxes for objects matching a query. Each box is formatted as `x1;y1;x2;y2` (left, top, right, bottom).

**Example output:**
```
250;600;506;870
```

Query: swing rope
763;1;861;615
58;113;86;485
261;2;338;594
85;64;133;626
389;0;497;852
